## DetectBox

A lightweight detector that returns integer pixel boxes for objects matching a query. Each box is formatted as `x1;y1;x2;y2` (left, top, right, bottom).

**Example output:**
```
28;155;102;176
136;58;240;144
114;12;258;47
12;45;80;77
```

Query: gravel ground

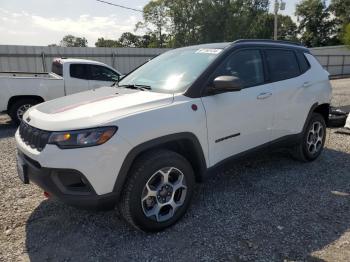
1;79;350;262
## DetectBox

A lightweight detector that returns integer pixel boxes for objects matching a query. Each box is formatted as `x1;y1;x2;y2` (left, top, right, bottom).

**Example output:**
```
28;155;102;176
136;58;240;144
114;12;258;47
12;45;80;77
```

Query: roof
54;58;108;65
182;42;232;50
52;58;122;74
180;39;308;52
233;39;308;51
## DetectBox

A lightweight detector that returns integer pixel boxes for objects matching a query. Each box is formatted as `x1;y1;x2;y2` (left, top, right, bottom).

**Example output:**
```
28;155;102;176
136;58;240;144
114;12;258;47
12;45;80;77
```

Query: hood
24;86;174;131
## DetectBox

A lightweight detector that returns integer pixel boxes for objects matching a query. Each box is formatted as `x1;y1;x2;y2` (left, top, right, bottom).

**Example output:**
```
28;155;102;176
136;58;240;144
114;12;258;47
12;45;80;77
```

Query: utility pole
274;0;279;40
274;0;286;40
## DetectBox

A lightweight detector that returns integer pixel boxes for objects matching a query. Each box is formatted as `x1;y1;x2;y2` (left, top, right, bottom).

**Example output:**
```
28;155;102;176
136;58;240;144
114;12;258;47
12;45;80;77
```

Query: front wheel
8;98;40;125
292;113;326;162
118;149;195;232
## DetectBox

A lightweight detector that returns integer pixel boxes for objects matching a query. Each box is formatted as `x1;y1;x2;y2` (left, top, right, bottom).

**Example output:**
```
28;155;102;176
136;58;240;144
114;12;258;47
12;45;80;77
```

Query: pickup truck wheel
118;149;195;232
292;113;326;162
8;99;39;125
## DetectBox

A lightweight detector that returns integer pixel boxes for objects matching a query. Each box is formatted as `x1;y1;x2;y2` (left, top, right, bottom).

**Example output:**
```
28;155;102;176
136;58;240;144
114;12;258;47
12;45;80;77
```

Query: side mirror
210;75;243;94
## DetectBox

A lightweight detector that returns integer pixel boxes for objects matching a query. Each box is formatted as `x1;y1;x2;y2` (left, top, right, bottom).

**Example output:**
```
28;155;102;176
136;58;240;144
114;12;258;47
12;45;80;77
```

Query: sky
0;0;301;47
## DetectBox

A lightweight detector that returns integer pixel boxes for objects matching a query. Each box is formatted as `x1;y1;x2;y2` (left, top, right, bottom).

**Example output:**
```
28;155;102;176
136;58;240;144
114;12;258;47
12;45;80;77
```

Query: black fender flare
112;132;207;199
302;103;319;133
302;102;330;133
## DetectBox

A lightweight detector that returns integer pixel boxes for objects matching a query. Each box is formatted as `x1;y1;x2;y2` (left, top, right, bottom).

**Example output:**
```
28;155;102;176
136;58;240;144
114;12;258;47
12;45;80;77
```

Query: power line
96;0;143;13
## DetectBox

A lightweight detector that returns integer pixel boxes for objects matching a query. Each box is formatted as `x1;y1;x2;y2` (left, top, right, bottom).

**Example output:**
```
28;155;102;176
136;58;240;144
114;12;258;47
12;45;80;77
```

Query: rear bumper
18;151;117;210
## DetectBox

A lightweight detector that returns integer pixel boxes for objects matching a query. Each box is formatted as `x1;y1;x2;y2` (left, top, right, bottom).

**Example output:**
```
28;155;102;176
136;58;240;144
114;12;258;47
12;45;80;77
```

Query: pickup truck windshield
118;48;222;93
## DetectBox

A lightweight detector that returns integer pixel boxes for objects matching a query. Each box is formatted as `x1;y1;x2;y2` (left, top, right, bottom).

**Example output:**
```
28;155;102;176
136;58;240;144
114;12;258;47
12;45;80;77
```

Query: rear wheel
8;98;40;125
118;149;195;232
292;113;326;162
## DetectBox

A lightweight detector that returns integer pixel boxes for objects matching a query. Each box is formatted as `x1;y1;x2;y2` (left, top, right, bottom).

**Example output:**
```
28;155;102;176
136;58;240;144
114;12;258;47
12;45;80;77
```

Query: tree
160;0;273;47
295;0;337;47
329;0;350;26
136;0;171;47
95;37;121;48
59;35;88;47
278;15;298;41
117;32;142;47
225;0;271;40
344;23;350;48
165;0;202;47
261;14;298;41
94;33;158;48
329;0;350;43
110;0;300;49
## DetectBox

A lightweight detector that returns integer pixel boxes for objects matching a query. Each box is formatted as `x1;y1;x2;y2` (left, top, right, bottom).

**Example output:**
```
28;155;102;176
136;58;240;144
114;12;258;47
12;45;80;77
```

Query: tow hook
44;191;50;198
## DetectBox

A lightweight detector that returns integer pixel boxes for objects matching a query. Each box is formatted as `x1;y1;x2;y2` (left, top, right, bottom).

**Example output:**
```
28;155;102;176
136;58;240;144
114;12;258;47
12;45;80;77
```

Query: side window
52;61;63;76
89;65;120;82
296;51;311;74
213;49;264;88
70;64;89;80
265;49;300;82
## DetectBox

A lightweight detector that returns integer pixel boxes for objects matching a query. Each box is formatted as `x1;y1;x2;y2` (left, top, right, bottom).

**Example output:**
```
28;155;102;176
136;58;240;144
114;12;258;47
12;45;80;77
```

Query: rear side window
296;51;311;73
70;64;89;80
88;65;120;81
52;61;63;76
265;49;300;82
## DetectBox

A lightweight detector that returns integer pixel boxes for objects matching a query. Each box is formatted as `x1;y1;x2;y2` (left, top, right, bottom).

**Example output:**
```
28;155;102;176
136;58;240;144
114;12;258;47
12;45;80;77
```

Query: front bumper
17;151;117;210
15;127;132;210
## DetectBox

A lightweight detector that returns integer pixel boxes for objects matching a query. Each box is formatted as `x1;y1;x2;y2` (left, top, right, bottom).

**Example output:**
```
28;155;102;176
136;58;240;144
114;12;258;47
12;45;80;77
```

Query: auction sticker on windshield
195;49;222;54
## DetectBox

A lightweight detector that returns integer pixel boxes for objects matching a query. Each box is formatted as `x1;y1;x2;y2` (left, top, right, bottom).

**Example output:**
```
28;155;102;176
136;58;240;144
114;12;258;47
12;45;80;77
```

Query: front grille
19;121;51;152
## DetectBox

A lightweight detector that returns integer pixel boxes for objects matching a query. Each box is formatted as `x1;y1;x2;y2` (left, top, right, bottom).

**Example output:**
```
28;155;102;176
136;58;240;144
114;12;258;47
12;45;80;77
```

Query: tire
8;98;40;125
118;149;195;232
292;113;326;162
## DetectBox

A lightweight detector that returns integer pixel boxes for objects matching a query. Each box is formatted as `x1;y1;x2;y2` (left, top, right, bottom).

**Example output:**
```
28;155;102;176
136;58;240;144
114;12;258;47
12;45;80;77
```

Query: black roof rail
233;39;303;46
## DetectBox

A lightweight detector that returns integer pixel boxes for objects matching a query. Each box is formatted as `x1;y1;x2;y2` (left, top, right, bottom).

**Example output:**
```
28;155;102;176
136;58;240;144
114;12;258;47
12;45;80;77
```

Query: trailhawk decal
52;94;120;114
195;49;222;55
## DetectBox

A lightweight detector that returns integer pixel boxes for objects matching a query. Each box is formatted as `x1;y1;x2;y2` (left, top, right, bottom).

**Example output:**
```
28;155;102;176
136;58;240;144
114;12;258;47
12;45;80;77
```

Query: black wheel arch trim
303;102;330;132
112;132;207;199
7;95;45;111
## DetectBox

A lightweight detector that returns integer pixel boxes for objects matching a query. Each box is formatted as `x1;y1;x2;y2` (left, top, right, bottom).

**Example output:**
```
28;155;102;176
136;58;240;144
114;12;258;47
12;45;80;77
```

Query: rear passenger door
65;64;90;95
263;49;311;139
201;49;275;166
87;65;120;89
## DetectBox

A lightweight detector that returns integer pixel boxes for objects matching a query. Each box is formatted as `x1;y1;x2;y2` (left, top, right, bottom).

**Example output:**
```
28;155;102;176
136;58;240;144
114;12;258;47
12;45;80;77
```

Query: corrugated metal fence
0;44;349;77
310;46;350;78
0;45;170;74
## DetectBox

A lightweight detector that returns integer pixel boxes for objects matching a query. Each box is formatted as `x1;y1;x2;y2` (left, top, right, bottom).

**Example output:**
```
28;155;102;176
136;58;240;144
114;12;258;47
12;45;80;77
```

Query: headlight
48;126;117;149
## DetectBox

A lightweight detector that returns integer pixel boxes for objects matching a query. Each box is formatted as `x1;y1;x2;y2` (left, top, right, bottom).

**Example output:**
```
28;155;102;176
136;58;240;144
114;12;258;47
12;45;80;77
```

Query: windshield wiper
117;84;152;91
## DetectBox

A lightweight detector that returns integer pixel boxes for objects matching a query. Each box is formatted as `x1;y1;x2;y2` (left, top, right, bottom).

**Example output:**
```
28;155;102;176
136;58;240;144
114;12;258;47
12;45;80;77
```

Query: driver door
201;49;275;166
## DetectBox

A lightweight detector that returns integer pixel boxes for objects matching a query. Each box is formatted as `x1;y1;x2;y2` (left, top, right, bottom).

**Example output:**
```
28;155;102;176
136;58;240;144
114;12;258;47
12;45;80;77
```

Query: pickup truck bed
0;72;61;79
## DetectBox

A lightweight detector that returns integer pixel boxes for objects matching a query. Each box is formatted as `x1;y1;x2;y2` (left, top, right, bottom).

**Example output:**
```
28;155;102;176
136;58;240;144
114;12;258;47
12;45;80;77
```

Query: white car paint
15;45;332;197
269;54;331;139
202;82;275;166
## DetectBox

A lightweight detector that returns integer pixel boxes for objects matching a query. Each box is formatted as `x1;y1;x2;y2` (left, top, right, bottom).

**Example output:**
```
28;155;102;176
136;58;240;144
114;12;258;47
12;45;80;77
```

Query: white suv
15;40;332;231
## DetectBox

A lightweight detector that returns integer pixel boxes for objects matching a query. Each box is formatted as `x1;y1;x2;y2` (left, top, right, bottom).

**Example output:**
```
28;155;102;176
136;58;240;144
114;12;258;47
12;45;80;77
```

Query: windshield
118;48;222;93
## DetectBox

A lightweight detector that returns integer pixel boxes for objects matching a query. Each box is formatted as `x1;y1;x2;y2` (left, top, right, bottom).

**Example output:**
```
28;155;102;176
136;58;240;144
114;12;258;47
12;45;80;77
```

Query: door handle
303;81;311;88
257;92;272;100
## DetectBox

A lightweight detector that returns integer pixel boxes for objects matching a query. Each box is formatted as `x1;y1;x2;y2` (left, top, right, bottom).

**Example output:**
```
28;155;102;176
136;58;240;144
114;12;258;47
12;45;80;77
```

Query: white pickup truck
0;58;122;124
